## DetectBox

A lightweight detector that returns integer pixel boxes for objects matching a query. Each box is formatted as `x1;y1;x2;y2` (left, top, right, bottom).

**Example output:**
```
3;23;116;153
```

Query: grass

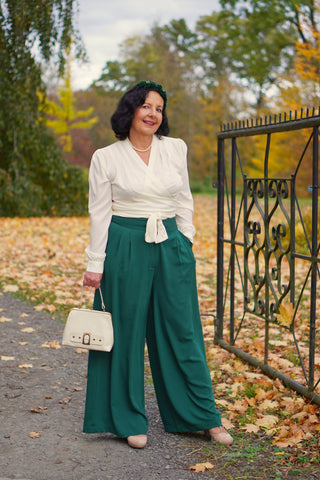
181;429;320;479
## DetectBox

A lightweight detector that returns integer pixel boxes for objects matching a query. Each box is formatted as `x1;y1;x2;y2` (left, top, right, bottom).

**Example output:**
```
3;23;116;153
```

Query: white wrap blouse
86;135;196;273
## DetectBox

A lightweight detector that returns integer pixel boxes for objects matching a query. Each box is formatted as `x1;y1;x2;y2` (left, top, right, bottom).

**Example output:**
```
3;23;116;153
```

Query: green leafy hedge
0;128;88;217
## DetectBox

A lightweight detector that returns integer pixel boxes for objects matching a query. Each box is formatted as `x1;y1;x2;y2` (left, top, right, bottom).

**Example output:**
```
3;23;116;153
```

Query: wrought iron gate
215;108;320;404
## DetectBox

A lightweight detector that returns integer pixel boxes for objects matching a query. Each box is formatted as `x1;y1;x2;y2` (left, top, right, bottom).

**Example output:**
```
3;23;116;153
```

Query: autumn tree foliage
70;87;121;168
43;53;97;156
217;0;319;100
247;0;319;188
294;0;320;98
0;0;88;216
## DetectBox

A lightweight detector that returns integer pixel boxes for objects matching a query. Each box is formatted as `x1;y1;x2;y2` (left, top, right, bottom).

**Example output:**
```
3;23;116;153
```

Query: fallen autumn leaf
189;462;215;472
0;316;12;323
1;355;15;361
18;363;33;369
20;327;35;333
2;285;19;293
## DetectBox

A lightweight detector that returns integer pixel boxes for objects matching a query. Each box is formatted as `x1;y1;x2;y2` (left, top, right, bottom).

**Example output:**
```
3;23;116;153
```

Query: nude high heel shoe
127;434;147;449
204;426;233;446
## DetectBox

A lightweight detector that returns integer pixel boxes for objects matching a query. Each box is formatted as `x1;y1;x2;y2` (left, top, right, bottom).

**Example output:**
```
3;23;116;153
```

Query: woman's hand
83;271;103;289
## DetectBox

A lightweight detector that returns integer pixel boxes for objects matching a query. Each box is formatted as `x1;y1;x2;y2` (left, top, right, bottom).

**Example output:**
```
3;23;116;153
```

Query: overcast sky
72;0;220;90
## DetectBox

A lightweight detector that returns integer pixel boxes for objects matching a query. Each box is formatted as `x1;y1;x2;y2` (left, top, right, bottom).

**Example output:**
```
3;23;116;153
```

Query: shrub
0;127;88;217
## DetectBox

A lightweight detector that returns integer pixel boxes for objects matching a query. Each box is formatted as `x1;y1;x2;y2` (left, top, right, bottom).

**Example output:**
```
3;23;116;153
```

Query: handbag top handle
80;286;106;311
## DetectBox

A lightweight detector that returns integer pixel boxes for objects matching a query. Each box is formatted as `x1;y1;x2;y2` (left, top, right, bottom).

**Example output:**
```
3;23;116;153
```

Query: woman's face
130;91;164;138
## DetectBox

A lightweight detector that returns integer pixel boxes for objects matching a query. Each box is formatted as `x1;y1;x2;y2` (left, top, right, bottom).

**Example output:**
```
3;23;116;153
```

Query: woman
83;80;233;449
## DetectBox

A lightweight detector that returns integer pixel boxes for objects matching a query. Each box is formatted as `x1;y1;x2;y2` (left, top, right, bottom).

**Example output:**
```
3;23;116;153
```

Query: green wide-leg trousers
83;216;222;437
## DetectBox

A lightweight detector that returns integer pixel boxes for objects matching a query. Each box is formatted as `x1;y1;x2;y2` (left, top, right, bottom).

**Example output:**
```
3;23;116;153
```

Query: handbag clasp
82;333;91;345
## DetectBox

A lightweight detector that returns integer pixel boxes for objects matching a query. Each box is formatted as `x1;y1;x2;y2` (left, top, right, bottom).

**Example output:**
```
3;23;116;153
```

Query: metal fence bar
290;174;296;306
309;126;319;389
215;137;225;342
264;134;271;365
230;138;237;345
219;109;320;138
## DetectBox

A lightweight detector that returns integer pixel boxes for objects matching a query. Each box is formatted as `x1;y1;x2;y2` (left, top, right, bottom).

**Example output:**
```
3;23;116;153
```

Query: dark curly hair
111;83;170;140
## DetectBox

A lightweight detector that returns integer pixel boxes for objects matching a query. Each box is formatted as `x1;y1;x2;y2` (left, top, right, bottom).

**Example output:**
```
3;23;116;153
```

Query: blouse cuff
85;247;106;274
178;225;196;244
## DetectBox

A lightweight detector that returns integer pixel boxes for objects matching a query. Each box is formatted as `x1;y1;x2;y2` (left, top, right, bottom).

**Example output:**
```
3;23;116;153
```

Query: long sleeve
174;139;196;242
85;150;113;273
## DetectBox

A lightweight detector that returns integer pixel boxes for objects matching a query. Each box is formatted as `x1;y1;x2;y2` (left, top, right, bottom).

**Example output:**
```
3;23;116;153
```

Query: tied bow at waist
145;214;169;243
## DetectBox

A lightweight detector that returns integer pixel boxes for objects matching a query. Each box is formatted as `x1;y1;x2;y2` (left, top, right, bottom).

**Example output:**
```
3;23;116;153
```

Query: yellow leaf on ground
256;415;279;429
230;382;245;397
189;462;215;472
215;399;231;408
314;354;320;367
3;285;19;293
270;340;287;347
254;388;268;401
215;383;231;392
41;340;61;349
273;431;304;447
270;356;295;370
221;418;235;429
228;400;247;414
1;355;15;361
220;364;235;374
30;406;48;413
0;316;12;323
20;327;35;333
308;414;319;424
34;304;51;312
291;411;308;422
242;424;260;433
29;431;41;438
20;313;29;317
279;397;296;414
276;426;290;438
244;372;263;380
257;400;279;411
75;348;88;354
245;397;256;407
59;396;72;404
18;363;33;369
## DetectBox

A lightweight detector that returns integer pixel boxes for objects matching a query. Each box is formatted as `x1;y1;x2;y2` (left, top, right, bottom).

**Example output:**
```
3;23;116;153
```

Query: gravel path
0;291;219;480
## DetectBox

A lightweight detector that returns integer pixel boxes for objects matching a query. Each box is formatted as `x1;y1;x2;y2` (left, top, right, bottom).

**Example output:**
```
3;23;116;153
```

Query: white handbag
62;287;113;352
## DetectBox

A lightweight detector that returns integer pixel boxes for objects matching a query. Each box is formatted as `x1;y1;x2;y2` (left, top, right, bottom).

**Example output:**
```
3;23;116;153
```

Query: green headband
136;80;167;110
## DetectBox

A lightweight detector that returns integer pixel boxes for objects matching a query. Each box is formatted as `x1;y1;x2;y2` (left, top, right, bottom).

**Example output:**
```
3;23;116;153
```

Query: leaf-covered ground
0;194;319;478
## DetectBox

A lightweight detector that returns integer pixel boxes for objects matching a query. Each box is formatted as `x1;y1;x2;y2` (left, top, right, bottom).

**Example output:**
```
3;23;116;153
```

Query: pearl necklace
128;138;152;152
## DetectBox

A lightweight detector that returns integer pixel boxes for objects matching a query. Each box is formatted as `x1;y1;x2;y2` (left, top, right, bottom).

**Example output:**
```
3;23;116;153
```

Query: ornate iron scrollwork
245;178;291;319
